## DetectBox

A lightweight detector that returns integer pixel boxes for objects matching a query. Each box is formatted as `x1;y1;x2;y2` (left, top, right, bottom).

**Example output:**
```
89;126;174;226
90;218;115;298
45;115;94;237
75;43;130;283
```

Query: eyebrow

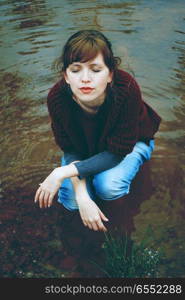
71;63;103;67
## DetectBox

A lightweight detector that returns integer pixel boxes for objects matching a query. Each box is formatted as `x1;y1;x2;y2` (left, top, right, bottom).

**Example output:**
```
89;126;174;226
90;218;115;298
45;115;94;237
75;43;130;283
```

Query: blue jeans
58;140;155;211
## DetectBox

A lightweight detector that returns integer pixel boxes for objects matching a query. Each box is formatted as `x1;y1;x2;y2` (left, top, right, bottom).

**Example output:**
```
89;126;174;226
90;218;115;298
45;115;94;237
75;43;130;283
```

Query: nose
81;69;91;83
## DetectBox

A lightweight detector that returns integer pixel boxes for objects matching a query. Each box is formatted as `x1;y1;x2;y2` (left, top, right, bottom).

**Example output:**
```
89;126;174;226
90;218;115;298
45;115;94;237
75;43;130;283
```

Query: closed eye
70;67;102;73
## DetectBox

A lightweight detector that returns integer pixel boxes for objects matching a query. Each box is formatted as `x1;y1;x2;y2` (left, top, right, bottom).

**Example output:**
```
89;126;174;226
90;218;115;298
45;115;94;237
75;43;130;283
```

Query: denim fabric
58;140;155;210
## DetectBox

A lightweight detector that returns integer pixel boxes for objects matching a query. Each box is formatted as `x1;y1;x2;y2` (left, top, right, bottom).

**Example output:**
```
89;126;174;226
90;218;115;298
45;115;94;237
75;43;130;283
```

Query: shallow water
0;0;184;277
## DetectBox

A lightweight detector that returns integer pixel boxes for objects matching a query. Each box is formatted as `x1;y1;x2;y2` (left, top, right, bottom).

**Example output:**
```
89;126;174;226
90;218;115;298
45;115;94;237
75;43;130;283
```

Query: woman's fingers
90;221;99;231
81;216;88;227
78;202;108;232
98;209;109;222
38;190;45;208
96;219;107;232
92;216;106;232
34;187;42;203
34;169;63;208
87;222;93;230
86;218;107;232
43;191;50;208
34;187;53;208
48;194;54;208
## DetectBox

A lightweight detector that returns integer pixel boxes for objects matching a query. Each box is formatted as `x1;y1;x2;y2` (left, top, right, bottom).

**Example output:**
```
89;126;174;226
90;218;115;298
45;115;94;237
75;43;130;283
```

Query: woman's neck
72;93;106;114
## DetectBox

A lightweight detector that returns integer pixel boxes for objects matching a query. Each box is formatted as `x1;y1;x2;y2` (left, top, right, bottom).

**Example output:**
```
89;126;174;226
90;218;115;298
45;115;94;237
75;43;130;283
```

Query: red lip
80;87;94;94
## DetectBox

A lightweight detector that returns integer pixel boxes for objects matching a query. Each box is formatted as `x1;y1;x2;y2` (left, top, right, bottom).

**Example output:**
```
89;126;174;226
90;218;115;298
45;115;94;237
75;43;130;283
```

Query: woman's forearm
70;174;108;232
55;159;91;204
74;151;123;178
55;163;79;181
70;176;90;204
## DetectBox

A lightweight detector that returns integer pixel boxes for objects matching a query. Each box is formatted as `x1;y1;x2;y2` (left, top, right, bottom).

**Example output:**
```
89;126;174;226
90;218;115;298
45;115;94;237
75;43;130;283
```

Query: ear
64;72;69;84
107;71;113;83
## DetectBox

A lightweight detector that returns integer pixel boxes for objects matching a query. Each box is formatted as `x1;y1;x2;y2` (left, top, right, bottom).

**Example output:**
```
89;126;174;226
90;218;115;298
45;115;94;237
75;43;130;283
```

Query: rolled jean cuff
133;139;155;161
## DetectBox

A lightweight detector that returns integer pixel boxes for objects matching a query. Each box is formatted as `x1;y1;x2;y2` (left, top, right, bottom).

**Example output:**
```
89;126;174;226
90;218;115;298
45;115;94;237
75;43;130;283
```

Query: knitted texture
47;69;161;157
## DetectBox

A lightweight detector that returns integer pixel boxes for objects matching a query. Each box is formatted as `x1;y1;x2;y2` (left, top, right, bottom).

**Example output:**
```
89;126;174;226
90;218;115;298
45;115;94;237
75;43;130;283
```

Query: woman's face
64;53;112;103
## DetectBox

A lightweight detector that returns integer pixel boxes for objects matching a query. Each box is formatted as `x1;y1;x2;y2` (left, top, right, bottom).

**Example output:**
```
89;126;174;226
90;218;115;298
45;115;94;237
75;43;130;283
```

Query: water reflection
0;0;184;277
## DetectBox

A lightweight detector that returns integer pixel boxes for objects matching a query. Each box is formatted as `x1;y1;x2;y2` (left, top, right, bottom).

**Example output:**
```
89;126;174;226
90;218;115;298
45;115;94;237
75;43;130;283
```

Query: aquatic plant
96;229;162;278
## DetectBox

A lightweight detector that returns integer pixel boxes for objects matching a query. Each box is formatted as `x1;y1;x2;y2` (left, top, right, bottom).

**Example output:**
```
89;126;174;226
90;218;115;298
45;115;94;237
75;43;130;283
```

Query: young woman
34;30;161;233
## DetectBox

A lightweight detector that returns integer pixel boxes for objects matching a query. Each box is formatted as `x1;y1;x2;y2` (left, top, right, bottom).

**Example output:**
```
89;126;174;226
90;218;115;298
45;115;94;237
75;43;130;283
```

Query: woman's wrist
71;177;92;204
55;164;91;203
75;187;91;204
55;164;79;181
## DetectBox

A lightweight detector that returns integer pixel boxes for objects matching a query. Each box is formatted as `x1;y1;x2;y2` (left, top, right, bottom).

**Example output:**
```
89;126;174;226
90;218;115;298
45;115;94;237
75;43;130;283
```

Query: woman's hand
78;199;109;232
70;172;109;232
34;163;79;208
34;167;64;208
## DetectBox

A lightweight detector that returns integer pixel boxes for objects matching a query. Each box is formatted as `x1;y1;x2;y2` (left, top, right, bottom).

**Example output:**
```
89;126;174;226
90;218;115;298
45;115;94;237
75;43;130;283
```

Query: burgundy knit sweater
47;69;161;158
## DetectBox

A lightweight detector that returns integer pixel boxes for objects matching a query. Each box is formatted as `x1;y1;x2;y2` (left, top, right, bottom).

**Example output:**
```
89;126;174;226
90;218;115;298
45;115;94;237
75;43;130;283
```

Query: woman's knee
58;192;79;211
93;173;130;201
133;139;155;161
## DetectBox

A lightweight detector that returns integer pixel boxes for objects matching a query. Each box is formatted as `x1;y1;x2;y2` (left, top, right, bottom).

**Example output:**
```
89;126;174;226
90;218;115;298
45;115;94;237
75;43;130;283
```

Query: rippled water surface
0;0;185;277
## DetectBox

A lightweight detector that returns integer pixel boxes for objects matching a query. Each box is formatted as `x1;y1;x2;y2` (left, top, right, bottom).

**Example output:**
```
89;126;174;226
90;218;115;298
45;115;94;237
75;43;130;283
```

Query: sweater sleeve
73;151;123;179
63;152;83;165
107;77;142;156
47;82;73;152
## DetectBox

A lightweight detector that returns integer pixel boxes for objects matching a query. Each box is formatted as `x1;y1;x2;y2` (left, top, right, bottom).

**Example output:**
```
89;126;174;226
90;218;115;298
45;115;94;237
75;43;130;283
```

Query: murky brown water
0;0;184;278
